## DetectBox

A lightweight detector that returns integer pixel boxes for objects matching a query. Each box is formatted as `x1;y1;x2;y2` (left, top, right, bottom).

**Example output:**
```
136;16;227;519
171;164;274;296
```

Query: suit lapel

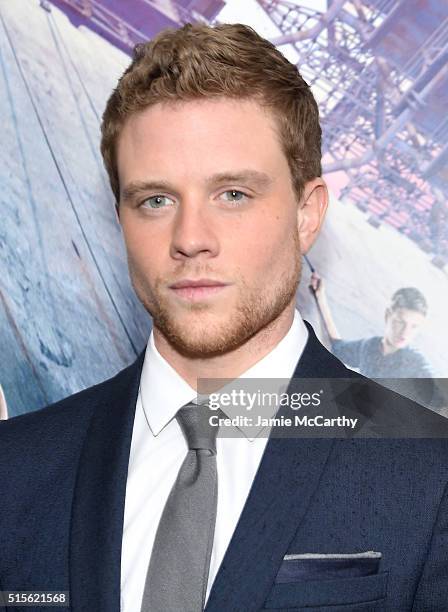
69;321;350;611
69;352;144;612
205;322;345;611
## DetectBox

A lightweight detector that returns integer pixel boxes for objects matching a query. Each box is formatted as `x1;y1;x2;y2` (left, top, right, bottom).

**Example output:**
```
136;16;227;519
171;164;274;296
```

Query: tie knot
176;401;221;455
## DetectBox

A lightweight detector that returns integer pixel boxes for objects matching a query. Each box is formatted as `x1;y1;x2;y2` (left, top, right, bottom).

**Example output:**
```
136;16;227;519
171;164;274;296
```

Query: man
309;279;431;378
1;22;448;612
310;275;447;411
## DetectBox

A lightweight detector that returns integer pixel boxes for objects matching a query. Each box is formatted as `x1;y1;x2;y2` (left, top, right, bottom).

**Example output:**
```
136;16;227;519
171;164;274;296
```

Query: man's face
116;97;324;357
384;307;426;349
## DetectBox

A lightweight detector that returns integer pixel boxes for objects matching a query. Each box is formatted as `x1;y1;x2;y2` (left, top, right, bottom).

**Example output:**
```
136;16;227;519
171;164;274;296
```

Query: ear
297;178;329;254
385;307;391;322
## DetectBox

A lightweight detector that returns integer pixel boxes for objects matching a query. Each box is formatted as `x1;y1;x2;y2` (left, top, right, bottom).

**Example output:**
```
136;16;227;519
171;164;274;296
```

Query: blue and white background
1;0;447;417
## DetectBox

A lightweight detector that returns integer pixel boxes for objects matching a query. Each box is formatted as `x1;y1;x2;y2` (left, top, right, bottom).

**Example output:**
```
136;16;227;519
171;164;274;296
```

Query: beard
128;231;301;359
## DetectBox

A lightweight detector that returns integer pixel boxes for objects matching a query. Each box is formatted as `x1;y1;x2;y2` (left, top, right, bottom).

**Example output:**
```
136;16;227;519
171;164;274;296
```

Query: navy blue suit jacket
1;322;448;611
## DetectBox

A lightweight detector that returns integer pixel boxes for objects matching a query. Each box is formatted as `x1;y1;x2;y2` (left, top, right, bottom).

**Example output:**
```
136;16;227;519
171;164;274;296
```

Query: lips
169;279;228;289
169;279;230;301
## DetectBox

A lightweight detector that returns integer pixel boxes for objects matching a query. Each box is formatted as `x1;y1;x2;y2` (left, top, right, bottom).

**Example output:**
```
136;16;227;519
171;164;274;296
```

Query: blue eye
220;190;249;204
141;195;174;209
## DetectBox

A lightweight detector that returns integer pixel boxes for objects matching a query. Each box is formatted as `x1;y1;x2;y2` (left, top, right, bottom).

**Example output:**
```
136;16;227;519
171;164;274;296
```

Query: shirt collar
139;309;308;437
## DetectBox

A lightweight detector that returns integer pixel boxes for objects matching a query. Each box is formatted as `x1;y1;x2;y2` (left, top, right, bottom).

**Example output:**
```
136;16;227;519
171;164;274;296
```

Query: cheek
232;224;293;274
122;219;163;261
242;206;295;251
124;236;165;286
232;220;296;279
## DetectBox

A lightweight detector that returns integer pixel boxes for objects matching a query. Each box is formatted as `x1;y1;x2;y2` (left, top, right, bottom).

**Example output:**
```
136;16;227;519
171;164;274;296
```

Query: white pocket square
276;551;382;583
283;551;382;560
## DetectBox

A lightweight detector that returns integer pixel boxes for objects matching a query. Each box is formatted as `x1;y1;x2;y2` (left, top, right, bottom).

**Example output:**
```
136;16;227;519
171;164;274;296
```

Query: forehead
390;307;425;322
115;97;287;183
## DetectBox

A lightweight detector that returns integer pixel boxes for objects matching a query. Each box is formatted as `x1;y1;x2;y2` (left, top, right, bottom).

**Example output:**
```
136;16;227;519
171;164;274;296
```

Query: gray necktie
140;400;221;612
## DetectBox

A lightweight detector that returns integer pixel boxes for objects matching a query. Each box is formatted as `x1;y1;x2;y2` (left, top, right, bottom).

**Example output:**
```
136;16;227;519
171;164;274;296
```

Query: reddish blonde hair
100;22;322;202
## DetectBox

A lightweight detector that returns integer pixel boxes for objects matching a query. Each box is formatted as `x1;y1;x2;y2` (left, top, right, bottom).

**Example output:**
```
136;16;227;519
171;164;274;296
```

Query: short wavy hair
390;287;428;316
100;22;322;203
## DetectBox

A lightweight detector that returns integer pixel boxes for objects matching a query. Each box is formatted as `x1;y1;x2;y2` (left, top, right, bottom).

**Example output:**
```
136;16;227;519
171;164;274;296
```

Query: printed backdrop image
1;0;447;418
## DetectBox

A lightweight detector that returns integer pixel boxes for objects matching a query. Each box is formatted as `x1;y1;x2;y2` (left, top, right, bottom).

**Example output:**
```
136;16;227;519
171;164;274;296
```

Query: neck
153;303;296;390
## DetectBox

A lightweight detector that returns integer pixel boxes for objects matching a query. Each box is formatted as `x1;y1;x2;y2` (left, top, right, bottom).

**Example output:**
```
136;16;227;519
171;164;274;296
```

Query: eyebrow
120;170;274;204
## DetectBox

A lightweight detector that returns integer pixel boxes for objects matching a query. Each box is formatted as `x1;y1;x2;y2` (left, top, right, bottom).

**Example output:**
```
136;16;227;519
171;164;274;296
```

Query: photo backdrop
1;0;447;417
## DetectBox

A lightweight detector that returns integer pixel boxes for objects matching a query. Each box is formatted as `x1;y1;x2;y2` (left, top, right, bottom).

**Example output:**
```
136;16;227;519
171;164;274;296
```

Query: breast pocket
262;572;389;611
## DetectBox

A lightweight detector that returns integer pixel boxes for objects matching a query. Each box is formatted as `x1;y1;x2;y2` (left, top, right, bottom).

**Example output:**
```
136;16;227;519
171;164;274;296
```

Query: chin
163;327;243;359
394;340;408;349
152;307;236;356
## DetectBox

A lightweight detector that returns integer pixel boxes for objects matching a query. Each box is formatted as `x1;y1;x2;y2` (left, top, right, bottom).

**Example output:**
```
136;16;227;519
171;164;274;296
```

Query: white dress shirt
120;309;308;612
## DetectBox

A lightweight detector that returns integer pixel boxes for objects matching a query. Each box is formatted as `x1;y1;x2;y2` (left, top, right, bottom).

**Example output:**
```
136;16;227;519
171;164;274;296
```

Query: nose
169;198;219;260
395;320;405;333
401;322;412;337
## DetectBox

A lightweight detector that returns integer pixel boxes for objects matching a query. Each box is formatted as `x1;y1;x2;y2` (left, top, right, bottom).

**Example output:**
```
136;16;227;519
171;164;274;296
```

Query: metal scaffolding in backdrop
260;0;448;264
45;0;448;264
43;0;224;51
